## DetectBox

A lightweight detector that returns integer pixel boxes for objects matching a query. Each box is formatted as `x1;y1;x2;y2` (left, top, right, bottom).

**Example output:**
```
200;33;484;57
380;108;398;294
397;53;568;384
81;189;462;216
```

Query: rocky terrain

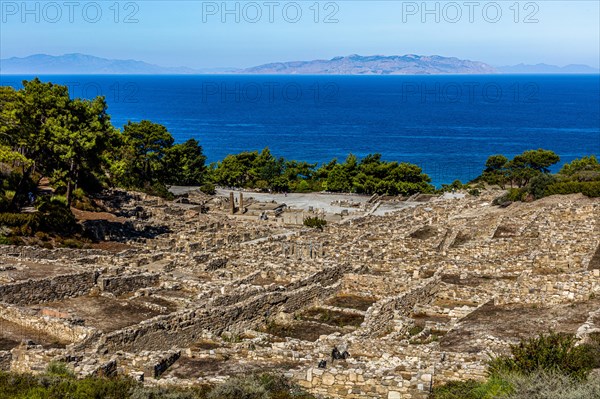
0;189;598;398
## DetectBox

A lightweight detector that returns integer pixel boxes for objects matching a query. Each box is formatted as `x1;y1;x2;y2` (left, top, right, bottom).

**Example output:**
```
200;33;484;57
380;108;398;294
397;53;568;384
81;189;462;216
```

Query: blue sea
1;74;599;187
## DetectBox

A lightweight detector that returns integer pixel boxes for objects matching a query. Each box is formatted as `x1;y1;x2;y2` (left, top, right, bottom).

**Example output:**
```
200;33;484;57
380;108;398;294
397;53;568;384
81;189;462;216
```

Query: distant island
1;53;598;75
0;54;236;75
240;54;497;75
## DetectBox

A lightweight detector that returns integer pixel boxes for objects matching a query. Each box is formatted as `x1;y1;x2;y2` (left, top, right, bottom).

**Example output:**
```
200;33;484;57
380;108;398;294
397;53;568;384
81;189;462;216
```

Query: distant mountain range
0;53;234;75
241;54;497;75
1;53;598;75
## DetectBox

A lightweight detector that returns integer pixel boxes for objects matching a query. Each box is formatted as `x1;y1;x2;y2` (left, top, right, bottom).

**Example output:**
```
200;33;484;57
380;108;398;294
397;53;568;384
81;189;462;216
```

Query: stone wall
0;271;98;305
287;263;352;291
294;365;433;399
0;303;96;343
0;246;106;260
98;281;342;353
433;352;488;384
340;273;411;299
98;273;160;296
359;276;442;337
201;263;351;309
494;270;600;305
9;343;65;373
293;349;488;399
139;350;181;378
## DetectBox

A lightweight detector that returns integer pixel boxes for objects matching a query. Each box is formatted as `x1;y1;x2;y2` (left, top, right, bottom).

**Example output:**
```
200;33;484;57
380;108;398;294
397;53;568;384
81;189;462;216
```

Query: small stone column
230;192;235;214
239;192;244;213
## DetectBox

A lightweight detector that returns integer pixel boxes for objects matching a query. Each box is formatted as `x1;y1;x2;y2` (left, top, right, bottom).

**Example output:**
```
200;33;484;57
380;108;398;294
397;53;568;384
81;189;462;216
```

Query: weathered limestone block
143;350;181;379
91;359;117;377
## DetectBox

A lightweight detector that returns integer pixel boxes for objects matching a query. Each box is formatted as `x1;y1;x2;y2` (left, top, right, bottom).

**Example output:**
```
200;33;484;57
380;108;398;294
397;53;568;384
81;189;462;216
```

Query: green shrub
431;376;511;399
0;212;35;227
71;188;100;211
199;182;216;195
529;174;557;199
559;155;600;177
0;370;135;399
129;385;207;399
303;216;327;231
468;188;481;197
0;196;10;213
503;370;600;399
0;196;79;237
0;371;315;399
4;191;15;201
409;325;424;337
61;238;85;249
144;181;174;200
207;375;269;399
545;181;600;197
36;197;79;235
46;361;74;377
487;332;598;380
0;371;42;398
207;374;313;399
72;188;86;200
506;188;527;202
439;180;465;193
294;180;311;193
49;195;68;206
492;188;527;205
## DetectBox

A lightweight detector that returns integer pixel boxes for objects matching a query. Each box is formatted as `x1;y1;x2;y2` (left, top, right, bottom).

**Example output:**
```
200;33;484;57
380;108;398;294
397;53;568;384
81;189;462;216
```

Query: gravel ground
170;186;426;215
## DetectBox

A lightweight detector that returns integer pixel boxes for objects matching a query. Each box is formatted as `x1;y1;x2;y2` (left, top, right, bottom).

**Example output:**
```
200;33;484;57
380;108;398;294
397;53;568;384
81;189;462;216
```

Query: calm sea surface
2;74;599;186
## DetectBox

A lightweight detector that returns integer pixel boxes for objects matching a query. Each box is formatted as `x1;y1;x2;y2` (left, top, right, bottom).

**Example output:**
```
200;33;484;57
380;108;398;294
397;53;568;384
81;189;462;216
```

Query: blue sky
1;1;599;68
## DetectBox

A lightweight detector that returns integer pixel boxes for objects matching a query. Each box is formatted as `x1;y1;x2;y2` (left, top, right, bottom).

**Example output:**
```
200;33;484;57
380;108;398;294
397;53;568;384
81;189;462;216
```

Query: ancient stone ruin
0;189;598;398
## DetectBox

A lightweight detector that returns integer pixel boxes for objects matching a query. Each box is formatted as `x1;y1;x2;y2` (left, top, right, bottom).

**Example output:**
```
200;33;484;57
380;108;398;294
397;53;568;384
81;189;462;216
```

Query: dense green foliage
109;121;207;195
0;366;315;399
544;180;600;197
431;332;600;399
0;79;208;208
0;80;113;207
0;196;78;240
210;151;435;195
477;149;561;190
477;152;600;201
